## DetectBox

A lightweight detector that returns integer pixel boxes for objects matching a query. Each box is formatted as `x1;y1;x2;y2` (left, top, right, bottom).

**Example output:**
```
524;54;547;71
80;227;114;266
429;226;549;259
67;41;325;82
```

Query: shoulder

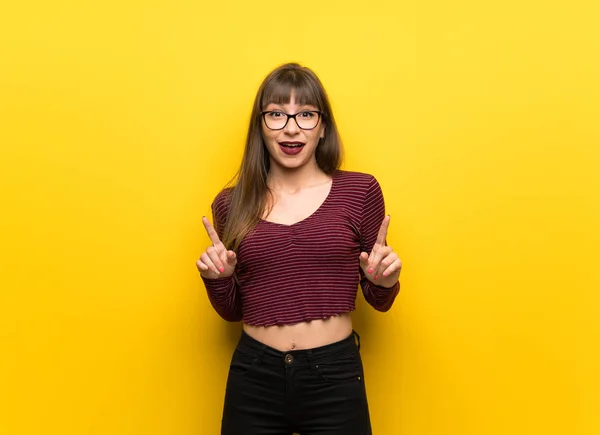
333;170;386;217
213;187;233;207
211;187;234;219
334;169;380;191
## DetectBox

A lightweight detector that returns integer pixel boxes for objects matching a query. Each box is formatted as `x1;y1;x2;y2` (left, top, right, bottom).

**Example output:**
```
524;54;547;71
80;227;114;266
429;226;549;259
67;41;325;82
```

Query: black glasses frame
261;110;322;130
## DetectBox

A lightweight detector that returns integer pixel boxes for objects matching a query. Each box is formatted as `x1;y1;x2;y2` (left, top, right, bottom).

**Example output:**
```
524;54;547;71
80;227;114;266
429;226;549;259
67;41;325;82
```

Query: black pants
221;330;372;435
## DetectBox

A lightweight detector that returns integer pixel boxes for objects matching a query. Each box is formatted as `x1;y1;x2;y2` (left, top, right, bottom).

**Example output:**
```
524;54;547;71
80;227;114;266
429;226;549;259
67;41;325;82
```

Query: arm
359;177;400;312
199;190;243;322
202;274;242;322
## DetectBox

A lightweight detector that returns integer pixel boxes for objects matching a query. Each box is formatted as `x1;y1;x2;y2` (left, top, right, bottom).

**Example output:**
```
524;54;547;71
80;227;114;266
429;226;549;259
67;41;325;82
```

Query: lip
278;141;305;156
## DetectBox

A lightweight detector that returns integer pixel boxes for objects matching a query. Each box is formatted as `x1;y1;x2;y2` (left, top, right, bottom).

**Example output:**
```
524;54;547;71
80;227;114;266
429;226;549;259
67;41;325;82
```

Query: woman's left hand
359;215;402;288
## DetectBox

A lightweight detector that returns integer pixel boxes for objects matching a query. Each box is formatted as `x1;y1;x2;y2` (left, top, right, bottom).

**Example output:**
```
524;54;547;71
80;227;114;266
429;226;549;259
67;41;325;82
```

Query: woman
197;63;401;435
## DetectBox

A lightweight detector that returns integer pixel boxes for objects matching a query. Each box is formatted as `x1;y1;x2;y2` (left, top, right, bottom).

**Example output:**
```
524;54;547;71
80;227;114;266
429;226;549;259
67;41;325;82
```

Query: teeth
281;143;304;147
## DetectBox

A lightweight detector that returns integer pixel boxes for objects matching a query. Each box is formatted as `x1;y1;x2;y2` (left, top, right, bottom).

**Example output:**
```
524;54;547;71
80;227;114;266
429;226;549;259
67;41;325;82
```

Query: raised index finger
202;216;222;246
375;215;391;246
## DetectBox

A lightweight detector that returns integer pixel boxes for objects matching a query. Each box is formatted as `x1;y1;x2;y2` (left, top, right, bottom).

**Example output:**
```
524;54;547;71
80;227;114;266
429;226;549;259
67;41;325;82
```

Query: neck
267;161;329;191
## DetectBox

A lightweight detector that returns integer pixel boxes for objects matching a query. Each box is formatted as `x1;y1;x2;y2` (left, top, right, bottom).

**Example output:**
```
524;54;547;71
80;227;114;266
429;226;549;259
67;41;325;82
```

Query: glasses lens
264;111;287;129
296;111;320;129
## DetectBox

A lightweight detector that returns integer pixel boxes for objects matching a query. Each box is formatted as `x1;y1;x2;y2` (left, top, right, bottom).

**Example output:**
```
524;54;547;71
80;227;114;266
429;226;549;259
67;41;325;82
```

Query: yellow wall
1;1;598;434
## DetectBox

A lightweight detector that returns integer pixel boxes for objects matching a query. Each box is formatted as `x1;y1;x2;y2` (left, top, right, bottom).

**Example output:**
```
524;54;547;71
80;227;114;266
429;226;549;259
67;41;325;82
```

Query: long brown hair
222;63;343;251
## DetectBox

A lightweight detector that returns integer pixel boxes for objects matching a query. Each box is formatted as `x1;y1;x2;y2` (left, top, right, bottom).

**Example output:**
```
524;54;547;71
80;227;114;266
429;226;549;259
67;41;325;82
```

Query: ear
320;124;326;139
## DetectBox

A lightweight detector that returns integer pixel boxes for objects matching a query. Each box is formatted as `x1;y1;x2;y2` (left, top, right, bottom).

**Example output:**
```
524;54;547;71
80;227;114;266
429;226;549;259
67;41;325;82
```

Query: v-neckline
259;170;338;228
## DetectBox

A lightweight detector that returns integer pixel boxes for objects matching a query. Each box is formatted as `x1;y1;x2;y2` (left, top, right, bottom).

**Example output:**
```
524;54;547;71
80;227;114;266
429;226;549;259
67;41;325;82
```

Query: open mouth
279;142;305;155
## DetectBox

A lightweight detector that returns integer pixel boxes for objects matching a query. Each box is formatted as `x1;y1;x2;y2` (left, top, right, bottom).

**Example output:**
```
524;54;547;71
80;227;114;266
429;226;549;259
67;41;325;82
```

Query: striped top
201;170;400;326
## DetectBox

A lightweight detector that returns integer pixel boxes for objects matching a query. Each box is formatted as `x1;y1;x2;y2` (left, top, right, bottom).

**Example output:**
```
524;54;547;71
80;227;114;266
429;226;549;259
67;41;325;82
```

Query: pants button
284;354;294;364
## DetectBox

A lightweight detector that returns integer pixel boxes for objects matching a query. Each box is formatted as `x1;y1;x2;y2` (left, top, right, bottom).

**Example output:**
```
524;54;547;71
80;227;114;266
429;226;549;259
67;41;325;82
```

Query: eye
268;111;284;118
299;111;315;119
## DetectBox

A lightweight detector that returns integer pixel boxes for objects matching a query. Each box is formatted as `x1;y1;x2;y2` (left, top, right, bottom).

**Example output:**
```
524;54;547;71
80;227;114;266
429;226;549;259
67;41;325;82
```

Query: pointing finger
375;215;391;247
202;216;222;247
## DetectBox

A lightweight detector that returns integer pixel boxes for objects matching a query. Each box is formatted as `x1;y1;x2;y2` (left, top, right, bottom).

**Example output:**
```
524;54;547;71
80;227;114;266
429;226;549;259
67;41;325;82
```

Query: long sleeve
201;189;243;322
359;176;400;312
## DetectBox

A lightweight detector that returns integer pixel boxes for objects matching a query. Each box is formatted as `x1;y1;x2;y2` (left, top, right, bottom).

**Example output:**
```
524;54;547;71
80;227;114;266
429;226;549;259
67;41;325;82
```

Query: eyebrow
264;104;318;111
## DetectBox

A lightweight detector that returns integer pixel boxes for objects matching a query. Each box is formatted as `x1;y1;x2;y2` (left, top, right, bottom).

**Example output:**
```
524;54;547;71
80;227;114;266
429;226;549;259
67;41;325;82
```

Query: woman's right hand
196;216;237;279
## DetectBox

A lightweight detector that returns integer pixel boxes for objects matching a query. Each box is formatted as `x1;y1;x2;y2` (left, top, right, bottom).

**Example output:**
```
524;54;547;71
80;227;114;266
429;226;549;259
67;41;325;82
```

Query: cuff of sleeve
373;280;399;290
362;279;400;312
201;274;235;294
201;274;242;322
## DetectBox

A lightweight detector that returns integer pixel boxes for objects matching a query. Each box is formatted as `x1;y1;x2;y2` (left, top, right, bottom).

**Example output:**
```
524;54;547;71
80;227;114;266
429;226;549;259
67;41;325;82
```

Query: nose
283;115;300;134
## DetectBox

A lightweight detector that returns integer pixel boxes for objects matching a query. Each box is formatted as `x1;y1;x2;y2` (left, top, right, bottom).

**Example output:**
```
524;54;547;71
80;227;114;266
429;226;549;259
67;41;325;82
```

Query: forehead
261;81;321;110
264;94;318;110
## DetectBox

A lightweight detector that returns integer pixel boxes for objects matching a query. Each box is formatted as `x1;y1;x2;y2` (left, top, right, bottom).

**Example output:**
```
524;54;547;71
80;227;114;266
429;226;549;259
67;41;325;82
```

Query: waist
243;312;353;351
237;327;361;367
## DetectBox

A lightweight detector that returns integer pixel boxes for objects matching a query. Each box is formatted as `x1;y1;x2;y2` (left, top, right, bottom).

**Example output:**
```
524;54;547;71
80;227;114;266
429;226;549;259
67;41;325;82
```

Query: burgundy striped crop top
201;170;400;326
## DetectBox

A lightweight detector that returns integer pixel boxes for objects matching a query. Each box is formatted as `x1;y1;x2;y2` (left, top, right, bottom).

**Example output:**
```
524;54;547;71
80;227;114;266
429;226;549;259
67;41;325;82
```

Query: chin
271;157;311;171
276;161;306;171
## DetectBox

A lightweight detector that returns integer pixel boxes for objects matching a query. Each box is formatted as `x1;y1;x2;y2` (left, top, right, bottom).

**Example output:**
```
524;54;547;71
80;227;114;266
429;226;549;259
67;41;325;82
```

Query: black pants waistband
237;329;361;366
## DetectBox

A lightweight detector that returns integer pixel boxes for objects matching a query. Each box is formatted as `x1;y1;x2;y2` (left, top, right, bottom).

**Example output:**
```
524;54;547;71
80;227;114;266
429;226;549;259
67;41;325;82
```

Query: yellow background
1;1;599;434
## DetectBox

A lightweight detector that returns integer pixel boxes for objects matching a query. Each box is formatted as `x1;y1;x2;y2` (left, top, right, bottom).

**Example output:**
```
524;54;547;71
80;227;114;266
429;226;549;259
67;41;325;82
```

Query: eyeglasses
261;110;322;130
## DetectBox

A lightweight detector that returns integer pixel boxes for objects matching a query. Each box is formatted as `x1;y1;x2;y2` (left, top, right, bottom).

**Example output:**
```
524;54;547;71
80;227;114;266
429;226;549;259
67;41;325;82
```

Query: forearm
360;275;400;312
202;275;243;322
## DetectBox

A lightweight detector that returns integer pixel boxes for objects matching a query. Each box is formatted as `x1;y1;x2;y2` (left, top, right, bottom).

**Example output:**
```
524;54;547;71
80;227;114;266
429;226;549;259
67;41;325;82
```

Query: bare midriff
243;312;353;352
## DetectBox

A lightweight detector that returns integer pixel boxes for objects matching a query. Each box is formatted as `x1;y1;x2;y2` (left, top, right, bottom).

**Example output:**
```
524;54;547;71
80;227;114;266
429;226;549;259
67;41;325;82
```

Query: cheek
261;128;276;144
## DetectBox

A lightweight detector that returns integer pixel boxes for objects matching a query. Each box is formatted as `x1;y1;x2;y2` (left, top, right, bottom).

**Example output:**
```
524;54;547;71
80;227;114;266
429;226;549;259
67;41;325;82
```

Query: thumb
359;252;369;269
226;250;237;266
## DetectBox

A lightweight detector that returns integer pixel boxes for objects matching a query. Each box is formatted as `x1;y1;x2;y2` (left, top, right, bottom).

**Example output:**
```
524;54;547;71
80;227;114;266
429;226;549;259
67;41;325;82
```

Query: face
261;93;325;173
